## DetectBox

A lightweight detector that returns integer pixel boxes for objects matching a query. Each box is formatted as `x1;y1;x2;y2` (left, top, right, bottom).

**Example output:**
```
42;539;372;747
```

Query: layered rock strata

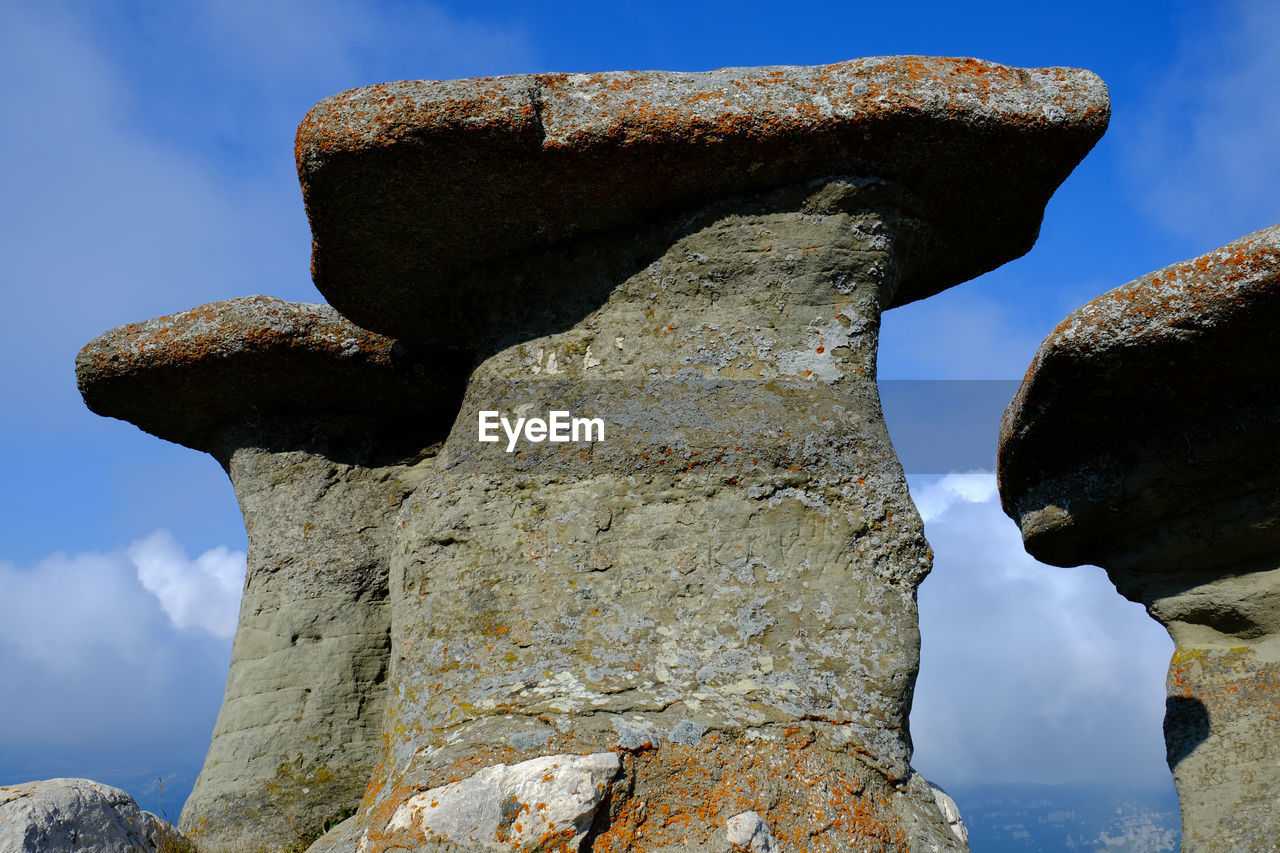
293;58;1108;852
76;296;464;853
998;224;1280;852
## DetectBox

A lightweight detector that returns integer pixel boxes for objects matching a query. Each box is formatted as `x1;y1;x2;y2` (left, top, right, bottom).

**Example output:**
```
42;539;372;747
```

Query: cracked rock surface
998;223;1280;852
358;183;956;851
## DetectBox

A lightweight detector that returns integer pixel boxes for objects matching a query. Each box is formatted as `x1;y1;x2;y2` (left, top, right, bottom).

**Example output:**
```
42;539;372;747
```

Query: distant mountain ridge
948;782;1180;852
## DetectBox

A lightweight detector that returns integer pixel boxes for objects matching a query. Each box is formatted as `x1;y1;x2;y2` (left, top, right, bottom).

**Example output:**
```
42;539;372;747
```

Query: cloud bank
0;533;244;812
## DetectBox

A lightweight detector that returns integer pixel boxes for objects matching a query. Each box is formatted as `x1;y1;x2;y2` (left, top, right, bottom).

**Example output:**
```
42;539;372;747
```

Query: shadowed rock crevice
1163;695;1210;768
431;178;919;365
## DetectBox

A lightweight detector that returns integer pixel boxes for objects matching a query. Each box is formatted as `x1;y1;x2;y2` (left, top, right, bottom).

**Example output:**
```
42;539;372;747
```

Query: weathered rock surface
360;182;966;852
77;296;464;853
998;223;1280;852
306;816;360;853
0;778;187;853
296;56;1109;343
304;54;1108;846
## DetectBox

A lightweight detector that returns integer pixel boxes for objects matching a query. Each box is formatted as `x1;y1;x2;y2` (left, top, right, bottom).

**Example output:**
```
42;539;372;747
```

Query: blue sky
2;0;1276;820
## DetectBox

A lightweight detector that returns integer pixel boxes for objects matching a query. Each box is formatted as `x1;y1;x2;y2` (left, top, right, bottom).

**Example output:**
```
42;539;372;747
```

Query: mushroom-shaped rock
998;224;1280;852
77;295;465;853
318;60;1106;853
296;56;1109;344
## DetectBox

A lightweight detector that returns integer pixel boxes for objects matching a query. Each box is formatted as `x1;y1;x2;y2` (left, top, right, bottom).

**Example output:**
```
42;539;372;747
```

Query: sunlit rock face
76;296;462;852
293;57;1106;852
999;224;1280;853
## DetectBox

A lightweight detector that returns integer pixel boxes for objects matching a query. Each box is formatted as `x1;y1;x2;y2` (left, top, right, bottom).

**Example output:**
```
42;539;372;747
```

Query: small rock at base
0;778;190;853
381;753;620;852
724;810;779;852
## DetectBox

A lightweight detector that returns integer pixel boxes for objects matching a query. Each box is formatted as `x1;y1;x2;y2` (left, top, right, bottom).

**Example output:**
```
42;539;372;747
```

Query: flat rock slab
0;778;186;853
77;294;464;452
998;223;1280;577
296;56;1108;343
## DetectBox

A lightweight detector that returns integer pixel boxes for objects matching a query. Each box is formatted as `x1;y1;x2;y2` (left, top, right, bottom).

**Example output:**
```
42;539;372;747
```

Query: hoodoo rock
998;224;1280;852
289;58;1108;852
77;296;465;853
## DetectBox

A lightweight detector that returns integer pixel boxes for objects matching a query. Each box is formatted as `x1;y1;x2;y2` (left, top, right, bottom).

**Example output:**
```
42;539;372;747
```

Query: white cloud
908;473;1174;788
0;549;161;671
0;532;242;669
0;535;236;765
1127;0;1280;244
912;471;999;523
129;530;245;639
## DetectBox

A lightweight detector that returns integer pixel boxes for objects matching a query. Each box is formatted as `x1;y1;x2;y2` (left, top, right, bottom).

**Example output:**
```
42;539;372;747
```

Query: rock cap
296;55;1109;342
77;294;463;452
998;223;1280;573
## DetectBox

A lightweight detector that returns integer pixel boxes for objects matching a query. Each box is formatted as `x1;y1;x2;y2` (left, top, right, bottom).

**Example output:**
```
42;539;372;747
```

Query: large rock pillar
374;182;949;851
77;296;464;852
295;57;1108;851
998;224;1280;852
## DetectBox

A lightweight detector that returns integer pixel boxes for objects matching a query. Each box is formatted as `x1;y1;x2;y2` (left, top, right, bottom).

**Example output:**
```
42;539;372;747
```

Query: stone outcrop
0;778;188;853
292;58;1105;852
77;296;464;853
998;224;1280;852
79;56;1110;852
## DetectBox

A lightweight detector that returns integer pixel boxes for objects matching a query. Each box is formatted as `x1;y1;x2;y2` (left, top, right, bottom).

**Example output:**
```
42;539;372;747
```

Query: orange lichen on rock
294;56;1109;343
75;294;464;452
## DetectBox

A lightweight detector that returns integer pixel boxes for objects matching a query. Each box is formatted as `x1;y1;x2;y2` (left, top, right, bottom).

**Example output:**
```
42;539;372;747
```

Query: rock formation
998;224;1280;852
77;296;464;852
293;57;1106;852
79;56;1109;852
0;778;189;853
